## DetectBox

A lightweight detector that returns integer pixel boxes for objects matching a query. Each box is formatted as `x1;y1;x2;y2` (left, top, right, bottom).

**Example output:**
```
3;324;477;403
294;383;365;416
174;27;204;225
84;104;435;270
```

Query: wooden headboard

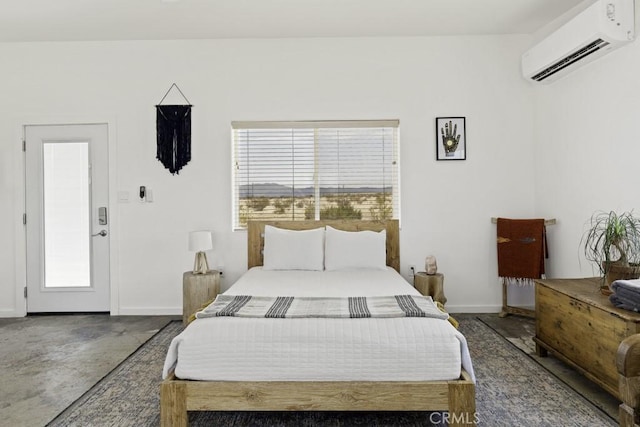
247;220;400;273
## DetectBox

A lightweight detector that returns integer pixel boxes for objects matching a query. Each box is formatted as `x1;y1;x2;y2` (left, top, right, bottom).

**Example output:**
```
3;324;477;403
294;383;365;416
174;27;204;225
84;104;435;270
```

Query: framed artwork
436;117;466;161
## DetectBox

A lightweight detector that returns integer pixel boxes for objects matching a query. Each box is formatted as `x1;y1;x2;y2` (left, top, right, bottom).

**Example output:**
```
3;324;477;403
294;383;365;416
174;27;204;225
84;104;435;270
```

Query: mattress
163;267;475;382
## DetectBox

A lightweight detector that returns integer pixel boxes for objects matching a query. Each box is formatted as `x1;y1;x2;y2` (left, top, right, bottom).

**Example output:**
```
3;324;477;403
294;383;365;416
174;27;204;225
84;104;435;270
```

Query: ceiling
0;0;587;43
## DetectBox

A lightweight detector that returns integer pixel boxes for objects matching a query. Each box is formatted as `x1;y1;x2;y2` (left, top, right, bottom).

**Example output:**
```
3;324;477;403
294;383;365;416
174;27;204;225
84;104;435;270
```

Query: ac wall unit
522;0;635;83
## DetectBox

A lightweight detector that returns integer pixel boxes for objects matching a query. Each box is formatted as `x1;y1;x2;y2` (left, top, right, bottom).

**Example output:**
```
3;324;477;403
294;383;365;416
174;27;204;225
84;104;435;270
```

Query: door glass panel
43;142;91;288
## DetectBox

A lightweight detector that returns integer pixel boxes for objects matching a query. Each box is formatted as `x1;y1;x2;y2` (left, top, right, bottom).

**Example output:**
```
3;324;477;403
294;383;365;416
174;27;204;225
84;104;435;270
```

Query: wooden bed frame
618;335;640;426
160;219;476;426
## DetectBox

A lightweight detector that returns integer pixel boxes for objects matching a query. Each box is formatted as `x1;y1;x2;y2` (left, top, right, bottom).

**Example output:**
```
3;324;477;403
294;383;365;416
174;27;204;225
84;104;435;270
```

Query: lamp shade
188;231;213;252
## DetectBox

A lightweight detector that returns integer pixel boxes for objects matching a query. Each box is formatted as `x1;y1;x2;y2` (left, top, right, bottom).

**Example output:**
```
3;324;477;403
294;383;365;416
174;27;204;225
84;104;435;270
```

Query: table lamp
189;231;213;274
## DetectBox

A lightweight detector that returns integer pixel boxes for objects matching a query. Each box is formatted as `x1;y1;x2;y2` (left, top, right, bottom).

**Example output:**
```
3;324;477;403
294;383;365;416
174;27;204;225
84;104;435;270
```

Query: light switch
117;191;130;203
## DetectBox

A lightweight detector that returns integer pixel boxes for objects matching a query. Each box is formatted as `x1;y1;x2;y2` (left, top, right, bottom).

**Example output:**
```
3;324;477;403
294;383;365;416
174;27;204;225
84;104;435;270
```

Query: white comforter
163;267;475;382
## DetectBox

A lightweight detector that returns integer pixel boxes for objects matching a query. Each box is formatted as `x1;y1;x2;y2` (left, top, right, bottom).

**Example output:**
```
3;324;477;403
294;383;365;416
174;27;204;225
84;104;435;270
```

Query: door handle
92;230;108;237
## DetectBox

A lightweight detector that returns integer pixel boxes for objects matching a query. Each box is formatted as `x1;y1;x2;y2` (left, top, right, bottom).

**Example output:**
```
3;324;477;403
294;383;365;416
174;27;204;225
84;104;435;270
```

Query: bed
160;220;476;426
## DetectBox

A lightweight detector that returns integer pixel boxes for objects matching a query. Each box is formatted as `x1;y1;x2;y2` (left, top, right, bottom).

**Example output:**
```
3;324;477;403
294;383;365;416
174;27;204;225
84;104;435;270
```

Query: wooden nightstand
183;270;220;324
414;272;447;305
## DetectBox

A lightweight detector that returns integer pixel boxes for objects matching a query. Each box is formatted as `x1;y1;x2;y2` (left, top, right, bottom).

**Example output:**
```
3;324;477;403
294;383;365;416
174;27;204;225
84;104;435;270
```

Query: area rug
47;318;615;426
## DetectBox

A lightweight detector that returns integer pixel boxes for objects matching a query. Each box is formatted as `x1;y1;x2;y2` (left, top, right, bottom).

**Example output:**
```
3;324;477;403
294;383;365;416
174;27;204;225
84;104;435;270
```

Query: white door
25;124;110;312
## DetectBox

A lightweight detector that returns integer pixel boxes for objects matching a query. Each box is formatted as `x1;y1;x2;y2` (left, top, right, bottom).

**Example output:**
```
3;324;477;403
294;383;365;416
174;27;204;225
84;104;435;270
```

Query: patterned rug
47;318;615;426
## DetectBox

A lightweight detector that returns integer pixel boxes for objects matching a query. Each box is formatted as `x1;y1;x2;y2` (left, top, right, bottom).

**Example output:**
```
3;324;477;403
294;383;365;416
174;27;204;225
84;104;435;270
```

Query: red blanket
497;218;546;280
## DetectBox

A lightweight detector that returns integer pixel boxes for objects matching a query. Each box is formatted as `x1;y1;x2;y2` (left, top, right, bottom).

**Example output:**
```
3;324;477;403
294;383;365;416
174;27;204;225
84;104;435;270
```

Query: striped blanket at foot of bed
196;294;450;320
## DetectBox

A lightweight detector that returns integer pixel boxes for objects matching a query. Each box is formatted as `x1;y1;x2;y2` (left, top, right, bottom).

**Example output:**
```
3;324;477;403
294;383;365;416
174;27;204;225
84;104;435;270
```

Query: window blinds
232;120;399;230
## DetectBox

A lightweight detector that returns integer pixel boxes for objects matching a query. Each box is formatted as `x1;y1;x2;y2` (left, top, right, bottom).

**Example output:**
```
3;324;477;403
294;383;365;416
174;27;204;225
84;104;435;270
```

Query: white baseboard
1;304;520;317
0;308;25;318
446;304;504;314
118;307;182;316
0;307;180;317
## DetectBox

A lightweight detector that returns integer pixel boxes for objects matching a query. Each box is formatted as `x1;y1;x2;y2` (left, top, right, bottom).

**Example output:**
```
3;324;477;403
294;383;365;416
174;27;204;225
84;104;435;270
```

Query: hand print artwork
436;117;466;160
441;121;460;156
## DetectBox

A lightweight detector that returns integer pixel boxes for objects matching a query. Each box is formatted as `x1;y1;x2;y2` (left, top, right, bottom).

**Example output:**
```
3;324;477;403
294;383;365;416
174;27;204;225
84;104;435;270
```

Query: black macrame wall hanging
156;83;192;174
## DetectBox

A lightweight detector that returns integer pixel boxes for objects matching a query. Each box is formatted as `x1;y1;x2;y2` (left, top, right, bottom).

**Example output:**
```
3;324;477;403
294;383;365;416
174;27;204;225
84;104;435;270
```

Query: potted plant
582;210;640;294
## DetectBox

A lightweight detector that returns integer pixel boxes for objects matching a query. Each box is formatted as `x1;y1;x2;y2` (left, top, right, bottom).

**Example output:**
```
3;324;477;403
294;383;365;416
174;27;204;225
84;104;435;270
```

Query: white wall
533;23;640;280
0;35;535;316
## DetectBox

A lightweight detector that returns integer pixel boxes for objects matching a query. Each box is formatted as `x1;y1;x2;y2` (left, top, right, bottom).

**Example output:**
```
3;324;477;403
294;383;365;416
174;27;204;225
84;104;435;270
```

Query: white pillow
324;226;387;271
262;225;325;271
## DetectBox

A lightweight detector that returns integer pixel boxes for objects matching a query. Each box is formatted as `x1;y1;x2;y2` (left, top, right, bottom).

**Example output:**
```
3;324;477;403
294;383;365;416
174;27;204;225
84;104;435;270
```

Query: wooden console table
534;277;640;399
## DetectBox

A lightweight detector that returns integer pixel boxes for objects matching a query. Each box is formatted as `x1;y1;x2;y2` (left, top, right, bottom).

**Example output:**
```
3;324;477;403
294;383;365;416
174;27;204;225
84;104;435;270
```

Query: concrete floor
0;314;175;427
0;313;619;426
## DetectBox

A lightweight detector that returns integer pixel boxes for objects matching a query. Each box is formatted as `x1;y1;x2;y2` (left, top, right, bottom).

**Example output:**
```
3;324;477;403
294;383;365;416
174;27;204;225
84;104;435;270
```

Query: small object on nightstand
183;270;220;325
414;272;447;305
189;230;213;274
425;255;438;275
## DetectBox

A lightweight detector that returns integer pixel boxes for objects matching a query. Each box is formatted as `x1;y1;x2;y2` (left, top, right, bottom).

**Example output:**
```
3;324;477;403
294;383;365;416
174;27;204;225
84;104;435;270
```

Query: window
232;120;400;230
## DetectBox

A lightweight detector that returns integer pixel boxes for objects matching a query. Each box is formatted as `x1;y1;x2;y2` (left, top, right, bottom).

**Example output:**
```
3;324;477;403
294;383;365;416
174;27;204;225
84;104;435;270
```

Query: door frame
13;115;120;316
